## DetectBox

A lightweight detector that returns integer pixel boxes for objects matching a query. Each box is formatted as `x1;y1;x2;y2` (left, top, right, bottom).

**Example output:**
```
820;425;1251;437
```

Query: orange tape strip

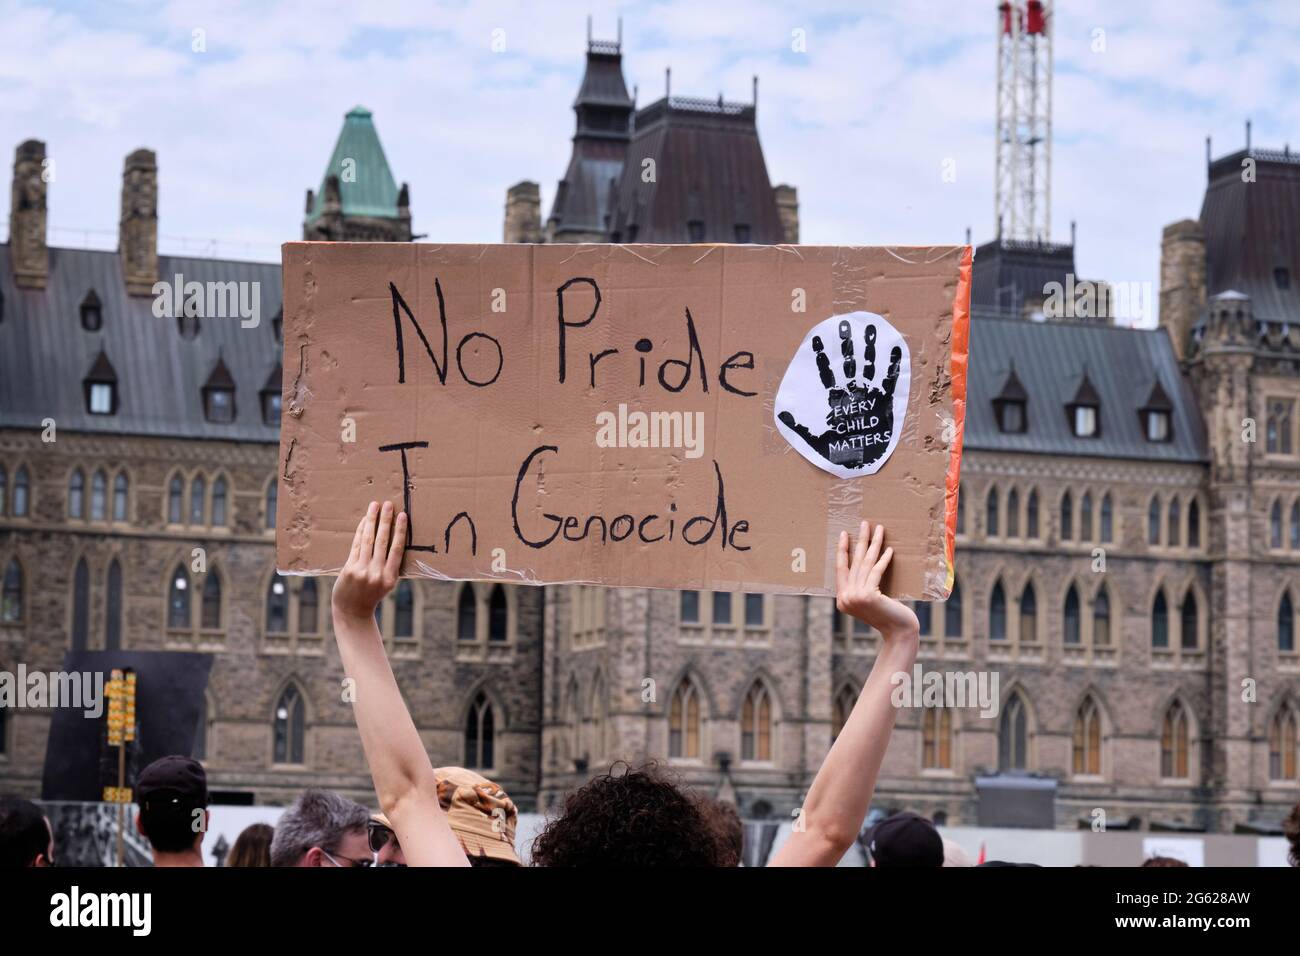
943;246;972;594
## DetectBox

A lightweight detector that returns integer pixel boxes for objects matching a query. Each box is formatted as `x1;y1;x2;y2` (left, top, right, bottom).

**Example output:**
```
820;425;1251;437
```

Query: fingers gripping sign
775;312;910;479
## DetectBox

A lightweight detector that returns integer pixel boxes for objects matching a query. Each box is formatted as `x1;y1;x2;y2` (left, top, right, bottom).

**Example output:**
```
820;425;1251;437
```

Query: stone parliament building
1;33;1297;835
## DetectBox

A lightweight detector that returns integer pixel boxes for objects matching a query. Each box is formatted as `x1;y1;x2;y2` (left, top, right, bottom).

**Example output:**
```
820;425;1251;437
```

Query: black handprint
779;320;902;471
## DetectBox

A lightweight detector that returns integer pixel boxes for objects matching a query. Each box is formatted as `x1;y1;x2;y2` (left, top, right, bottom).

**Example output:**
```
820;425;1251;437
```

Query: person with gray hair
270;788;373;867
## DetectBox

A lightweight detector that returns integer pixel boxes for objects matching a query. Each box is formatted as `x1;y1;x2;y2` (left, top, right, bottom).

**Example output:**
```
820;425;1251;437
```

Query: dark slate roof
965;315;1207;462
549;141;627;237
1070;369;1101;407
204;355;236;390
970;238;1075;318
306;106;401;223
548;42;634;237
1200;148;1300;325
85;348;117;383
1143;379;1172;411
0;243;282;442
994;363;1027;401
606;96;784;243
575;45;634;112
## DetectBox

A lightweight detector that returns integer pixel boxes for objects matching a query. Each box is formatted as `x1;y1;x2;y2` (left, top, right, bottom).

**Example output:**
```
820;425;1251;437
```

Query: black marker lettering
589;348;619;388
658;307;709;394
444;511;478;555
556;277;601;384
456;332;503;387
610;515;635;541
512;444;561;548
681;460;729;546
389;281;449;385
638;514;664;543
719;350;757;397
377;441;436;551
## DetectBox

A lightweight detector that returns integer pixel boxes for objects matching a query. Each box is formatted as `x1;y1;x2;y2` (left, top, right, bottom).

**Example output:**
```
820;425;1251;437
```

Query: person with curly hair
332;502;918;867
531;762;724;866
693;793;745;867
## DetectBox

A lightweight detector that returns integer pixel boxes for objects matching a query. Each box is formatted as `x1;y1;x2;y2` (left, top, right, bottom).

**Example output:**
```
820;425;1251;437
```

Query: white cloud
1;0;1296;321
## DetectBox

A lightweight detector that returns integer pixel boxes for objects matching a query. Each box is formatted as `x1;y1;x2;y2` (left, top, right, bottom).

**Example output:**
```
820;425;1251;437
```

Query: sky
2;0;1299;327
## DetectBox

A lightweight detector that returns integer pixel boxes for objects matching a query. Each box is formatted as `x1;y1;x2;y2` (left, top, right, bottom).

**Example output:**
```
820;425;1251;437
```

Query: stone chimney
9;139;49;289
119;149;158;296
504;181;542;243
773;184;799;244
1158;218;1206;360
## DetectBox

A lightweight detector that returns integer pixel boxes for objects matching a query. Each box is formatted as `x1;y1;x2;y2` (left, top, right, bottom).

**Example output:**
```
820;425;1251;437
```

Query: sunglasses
368;821;398;854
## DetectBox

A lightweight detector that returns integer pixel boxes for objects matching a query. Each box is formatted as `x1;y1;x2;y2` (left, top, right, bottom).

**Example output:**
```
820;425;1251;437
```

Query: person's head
1283;801;1300;868
226;822;274;868
369;767;522;867
270;789;371;867
863;811;944;867
693;795;744;867
0;795;54;867
135;755;208;864
530;761;722;867
1141;855;1189;867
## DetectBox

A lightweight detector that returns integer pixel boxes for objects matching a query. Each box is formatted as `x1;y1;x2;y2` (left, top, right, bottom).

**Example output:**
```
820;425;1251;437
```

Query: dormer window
992;364;1028;434
1140;379;1174;443
999;400;1026;433
261;364;282;426
206;389;234;423
83;349;118;416
687;219;705;243
89;383;114;415
1073;405;1098;437
203;357;237;424
734;223;752;243
1276;267;1291;291
1145;409;1171;441
80;290;103;331
1067;369;1101;439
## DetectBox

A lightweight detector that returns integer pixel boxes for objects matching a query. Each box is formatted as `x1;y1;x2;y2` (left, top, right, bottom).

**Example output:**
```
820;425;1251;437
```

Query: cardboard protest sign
276;242;970;598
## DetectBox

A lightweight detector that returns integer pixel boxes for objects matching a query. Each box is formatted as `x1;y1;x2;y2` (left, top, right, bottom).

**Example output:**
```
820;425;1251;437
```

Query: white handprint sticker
775;311;911;479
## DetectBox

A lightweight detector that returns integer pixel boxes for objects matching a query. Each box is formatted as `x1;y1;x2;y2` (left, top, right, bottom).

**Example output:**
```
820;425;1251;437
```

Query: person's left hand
332;500;406;625
835;520;919;639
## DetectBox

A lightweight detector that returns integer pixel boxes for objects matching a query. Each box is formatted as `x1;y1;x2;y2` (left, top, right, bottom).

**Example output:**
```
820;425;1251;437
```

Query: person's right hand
332;500;406;626
835;520;919;639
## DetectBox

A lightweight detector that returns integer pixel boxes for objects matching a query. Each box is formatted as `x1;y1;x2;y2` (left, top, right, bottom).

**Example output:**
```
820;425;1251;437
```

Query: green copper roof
306;106;401;222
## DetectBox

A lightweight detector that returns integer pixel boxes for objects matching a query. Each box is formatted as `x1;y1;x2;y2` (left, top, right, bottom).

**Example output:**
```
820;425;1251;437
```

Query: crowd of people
3;505;1300;868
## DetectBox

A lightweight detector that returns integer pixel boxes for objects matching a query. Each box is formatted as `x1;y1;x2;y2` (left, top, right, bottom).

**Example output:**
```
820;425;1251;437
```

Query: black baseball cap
864;811;943;867
136;755;208;808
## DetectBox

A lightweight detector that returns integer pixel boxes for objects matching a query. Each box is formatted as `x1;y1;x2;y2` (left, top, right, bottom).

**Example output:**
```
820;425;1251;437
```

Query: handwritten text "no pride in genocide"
371;276;758;560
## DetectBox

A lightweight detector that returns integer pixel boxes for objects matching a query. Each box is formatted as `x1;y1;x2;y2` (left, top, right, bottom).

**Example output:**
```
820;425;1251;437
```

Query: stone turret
119;149;159;296
504;181;542;243
303;106;412;242
774;184;799;244
9;139;49;289
1158;218;1207;360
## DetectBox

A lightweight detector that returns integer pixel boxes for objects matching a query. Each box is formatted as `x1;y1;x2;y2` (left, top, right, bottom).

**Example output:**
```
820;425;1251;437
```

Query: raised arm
770;521;920;867
331;500;469;867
